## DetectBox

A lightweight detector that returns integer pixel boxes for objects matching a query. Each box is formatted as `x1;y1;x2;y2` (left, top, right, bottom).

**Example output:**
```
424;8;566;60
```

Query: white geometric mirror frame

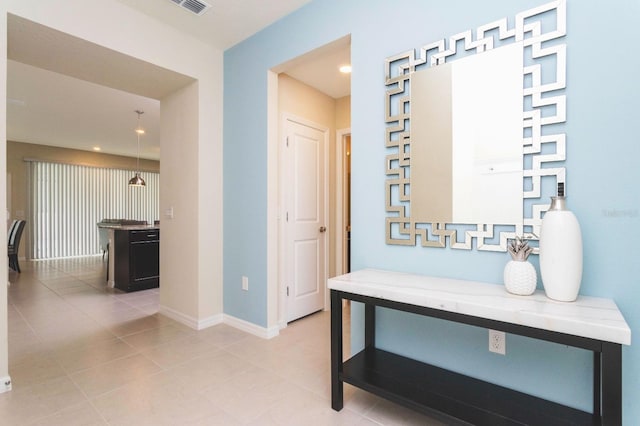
384;0;566;252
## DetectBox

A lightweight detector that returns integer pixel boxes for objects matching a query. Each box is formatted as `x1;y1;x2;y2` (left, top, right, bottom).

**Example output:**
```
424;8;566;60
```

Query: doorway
5;13;215;331
267;35;351;330
336;129;351;276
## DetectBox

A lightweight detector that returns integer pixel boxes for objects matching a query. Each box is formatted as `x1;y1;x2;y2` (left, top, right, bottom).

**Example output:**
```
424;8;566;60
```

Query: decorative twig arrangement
507;236;533;261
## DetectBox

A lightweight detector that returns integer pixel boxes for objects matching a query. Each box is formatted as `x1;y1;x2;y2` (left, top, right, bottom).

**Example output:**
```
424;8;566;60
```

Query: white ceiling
115;0;312;51
6;0;350;160
7;60;162;160
281;35;351;99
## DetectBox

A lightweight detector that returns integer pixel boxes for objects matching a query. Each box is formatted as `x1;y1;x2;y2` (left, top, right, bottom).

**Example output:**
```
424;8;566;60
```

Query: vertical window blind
29;161;159;259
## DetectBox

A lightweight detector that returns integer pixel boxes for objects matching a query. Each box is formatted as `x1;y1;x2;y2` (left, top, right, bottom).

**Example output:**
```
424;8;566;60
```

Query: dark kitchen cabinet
113;228;160;292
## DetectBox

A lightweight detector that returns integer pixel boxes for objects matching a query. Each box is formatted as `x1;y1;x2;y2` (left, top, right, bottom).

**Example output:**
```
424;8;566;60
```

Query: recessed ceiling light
93;146;101;152
339;65;352;74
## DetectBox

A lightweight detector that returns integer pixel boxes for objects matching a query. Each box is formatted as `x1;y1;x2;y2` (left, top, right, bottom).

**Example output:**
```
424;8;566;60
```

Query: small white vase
504;260;537;296
539;195;583;302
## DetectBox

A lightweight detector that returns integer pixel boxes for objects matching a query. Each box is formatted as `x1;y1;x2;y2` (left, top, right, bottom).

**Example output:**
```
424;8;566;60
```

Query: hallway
4;257;442;425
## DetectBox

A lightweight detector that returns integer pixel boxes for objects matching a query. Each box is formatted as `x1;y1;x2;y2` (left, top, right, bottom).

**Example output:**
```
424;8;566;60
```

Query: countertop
97;223;159;231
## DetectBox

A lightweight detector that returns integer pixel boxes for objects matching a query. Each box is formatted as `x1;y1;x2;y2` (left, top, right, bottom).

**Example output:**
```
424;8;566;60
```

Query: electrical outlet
489;330;506;355
242;276;249;291
1;377;11;393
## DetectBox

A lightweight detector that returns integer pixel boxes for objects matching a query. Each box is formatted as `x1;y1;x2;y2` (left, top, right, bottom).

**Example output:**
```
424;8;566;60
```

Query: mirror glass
411;42;523;225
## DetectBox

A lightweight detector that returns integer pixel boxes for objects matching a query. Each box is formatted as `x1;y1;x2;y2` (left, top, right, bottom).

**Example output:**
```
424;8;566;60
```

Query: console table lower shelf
341;346;596;425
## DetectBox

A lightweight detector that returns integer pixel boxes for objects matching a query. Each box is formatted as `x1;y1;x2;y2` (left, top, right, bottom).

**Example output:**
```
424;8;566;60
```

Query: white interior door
285;118;327;322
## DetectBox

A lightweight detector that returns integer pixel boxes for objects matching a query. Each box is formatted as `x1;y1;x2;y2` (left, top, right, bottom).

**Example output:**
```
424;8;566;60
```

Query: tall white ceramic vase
539;189;583;302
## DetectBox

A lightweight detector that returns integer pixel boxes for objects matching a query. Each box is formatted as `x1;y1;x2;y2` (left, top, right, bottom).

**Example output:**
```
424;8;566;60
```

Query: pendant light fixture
128;110;146;187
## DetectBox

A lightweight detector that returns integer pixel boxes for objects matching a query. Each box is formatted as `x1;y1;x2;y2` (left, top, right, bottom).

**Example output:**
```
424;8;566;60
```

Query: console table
330;269;631;425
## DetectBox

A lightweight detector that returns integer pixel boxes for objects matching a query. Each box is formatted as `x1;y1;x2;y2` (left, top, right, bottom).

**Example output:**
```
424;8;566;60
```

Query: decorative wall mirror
384;0;566;252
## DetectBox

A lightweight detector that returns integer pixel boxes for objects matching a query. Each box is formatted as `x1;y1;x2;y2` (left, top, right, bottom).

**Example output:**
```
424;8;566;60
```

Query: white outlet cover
0;375;12;394
242;276;249;291
489;329;506;355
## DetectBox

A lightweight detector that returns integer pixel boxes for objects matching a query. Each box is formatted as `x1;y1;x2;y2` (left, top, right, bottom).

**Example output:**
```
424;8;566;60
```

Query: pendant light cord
129;110;146;186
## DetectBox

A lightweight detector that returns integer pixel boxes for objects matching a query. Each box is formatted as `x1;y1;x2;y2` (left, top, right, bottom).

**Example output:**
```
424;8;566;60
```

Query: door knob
319;226;327;233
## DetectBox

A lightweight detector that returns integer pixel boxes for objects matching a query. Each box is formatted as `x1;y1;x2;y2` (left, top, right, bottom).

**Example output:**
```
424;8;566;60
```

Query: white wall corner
196;313;224;330
224;314;280;339
159;305;223;330
0;376;11;394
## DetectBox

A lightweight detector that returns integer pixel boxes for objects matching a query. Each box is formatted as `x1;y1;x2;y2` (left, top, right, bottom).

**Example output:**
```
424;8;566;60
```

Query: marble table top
329;269;631;345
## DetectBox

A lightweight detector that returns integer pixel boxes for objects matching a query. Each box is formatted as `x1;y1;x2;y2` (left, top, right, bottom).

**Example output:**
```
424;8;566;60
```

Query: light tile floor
5;257;444;425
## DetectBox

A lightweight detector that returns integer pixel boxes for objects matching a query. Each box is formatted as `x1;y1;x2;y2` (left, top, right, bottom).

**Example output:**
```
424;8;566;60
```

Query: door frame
278;113;329;327
335;128;351;279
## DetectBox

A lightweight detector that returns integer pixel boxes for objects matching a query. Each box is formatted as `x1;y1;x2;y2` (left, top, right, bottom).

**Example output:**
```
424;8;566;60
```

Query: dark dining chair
8;219;26;273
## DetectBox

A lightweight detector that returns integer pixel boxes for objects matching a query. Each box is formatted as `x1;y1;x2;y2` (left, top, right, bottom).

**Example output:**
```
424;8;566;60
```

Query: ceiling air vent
168;0;211;16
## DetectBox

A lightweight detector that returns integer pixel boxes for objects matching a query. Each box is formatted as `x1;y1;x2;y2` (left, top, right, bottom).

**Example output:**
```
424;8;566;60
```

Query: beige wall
0;8;7;387
277;74;350;320
160;81;211;319
335;96;351;130
1;0;224;386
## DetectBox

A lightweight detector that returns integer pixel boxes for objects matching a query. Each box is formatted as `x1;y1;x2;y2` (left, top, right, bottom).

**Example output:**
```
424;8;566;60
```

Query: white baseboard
198;314;224;329
0;376;12;394
159;305;223;330
158;306;279;339
278;319;287;330
223;314;279;339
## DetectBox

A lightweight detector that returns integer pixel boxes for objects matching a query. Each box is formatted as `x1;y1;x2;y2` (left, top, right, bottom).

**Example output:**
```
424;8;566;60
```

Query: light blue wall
224;0;640;421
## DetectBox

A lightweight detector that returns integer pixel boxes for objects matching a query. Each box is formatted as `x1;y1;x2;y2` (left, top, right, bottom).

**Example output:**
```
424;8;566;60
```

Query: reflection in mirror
411;43;524;225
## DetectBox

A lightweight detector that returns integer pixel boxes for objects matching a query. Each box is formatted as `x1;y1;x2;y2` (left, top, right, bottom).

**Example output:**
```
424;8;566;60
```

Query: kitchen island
97;221;160;292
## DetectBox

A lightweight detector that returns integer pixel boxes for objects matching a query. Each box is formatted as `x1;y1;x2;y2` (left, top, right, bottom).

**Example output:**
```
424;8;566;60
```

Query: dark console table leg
331;290;344;411
365;303;375;348
593;351;601;418
601;342;622;426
